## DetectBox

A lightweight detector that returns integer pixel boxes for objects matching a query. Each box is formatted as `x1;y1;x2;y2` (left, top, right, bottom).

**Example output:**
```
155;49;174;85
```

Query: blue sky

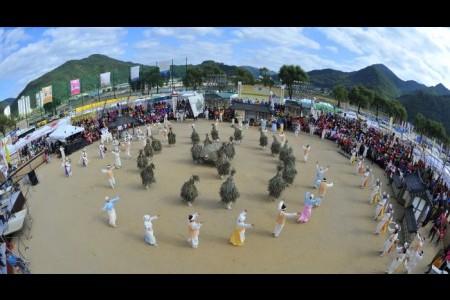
1;27;450;101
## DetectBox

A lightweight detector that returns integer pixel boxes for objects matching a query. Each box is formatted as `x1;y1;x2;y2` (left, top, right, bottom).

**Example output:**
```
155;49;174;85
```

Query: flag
4;144;11;167
42;86;53;104
131;66;140;82
100;72;111;87
159;61;171;76
70;79;81;96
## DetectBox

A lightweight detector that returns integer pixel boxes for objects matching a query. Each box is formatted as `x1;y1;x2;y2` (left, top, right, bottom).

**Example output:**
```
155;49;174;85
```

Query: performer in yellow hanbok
230;210;255;246
369;179;382;205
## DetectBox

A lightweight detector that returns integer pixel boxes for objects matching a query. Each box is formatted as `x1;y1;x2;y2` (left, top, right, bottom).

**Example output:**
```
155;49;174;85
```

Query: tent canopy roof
49;124;85;142
108;115;139;129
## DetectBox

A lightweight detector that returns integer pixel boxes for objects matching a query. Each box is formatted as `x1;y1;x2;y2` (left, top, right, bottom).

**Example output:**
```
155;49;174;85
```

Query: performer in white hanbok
309;123;315;135
99;142;106;159
187;213;202;248
64;157;72;177
279;131;286;147
111;148;121;169
135;127;144;140
321;127;327;139
112;137;118;148
273;201;299;237
361;167;372;189
101;165;116;189
303;145;311;162
313;162;329;189
124;139;131;160
79;148;88;167
379;223;400;257
355;159;363;175
146;124;152;138
374;205;394;234
59;145;65;162
373;194;389;220
410;232;425;256
229;210;255;246
386;243;409;274
405;250;424;274
144;214;159;247
102;196;120;228
369;179;382;205
349;148;357;165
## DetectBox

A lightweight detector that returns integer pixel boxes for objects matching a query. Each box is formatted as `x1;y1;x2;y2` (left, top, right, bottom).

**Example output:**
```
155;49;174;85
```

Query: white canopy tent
6;124;58;155
48;124;85;142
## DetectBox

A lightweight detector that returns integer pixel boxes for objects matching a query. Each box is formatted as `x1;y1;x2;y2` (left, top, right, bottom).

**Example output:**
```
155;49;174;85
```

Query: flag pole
171;59;174;92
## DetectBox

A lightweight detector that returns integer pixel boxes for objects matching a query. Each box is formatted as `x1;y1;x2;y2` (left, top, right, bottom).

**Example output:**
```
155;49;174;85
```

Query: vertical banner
159;61;171;76
172;96;177;114
100;72;111;87
188;93;205;118
130;66;140;82
36;92;41;107
42;86;53;104
3;105;11;117
70;79;81;96
25;95;31;114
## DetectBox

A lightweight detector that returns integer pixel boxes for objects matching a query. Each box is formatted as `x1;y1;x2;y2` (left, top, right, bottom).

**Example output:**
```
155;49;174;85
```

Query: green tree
279;65;308;100
371;93;388;121
415;113;426;137
348;85;374;114
332;84;348;108
0;115;16;137
141;68;163;94
259;67;272;87
201;63;225;89
234;67;255;85
183;67;204;90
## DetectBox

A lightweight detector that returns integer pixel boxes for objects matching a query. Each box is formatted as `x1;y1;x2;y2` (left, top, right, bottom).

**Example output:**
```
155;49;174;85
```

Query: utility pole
185;57;188;91
171;59;174;92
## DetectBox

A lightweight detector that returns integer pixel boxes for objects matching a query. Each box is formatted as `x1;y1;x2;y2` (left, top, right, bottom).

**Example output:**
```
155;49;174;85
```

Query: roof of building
231;103;271;114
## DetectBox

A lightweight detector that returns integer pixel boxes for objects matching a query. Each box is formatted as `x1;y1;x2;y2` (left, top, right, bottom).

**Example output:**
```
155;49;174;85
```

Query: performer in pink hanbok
298;192;320;223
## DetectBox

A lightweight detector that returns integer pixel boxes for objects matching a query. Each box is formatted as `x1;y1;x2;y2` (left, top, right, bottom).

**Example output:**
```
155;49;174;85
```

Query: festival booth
107;115;140;139
175;92;205;119
392;171;433;244
48;124;85;156
203;91;233;109
230;102;272;126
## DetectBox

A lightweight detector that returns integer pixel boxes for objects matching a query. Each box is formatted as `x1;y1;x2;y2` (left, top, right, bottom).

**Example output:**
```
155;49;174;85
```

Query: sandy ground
19;119;439;273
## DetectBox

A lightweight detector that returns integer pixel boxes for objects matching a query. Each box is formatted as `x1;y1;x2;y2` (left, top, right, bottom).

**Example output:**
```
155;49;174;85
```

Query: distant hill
398;90;450;134
240;66;278;80
11;54;157;115
0;98;15;112
308;63;450;98
9;55;450;135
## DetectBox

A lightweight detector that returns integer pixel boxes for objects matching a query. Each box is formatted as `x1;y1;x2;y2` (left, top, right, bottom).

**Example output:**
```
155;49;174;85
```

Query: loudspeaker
28;170;39;186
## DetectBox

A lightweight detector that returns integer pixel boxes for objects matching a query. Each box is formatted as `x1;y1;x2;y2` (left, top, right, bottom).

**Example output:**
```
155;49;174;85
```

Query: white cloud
239;46;341;73
144;27;222;41
232;27;320;49
325;46;338;54
0;27;127;97
0;27;31;59
133;38;233;66
320;27;450;89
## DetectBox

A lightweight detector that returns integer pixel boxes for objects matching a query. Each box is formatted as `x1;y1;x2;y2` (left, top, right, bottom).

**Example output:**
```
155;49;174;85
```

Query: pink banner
70;79;81;96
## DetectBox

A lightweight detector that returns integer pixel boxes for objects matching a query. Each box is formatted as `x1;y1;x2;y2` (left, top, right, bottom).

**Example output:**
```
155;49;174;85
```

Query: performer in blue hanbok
260;118;267;131
313;162;329;188
102;196;120;228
